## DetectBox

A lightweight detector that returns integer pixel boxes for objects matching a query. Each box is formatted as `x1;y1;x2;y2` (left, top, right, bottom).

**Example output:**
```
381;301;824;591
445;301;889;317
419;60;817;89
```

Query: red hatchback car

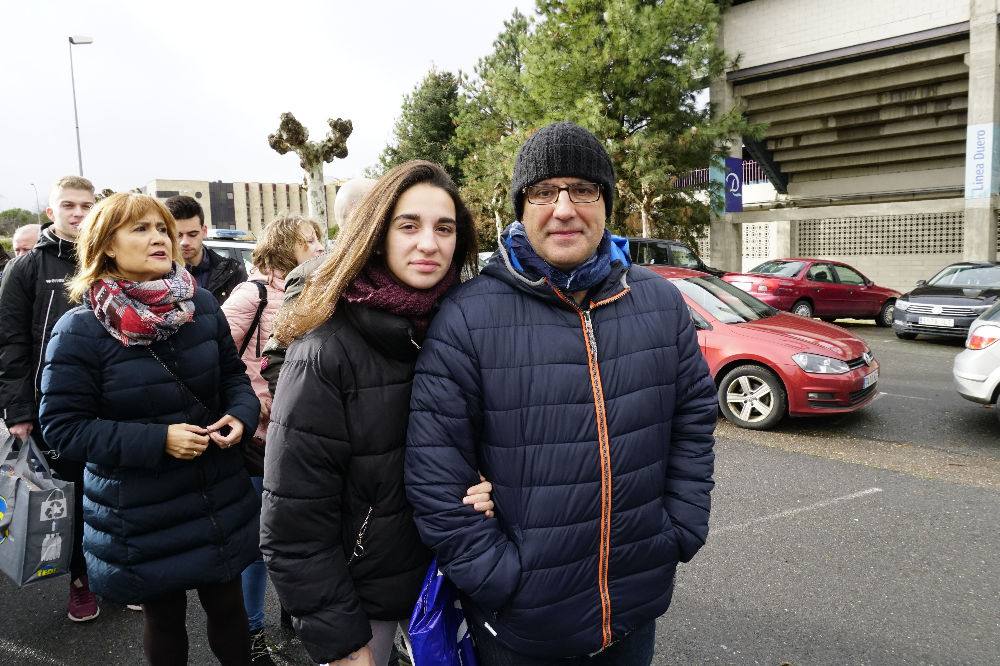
651;267;880;430
722;258;900;326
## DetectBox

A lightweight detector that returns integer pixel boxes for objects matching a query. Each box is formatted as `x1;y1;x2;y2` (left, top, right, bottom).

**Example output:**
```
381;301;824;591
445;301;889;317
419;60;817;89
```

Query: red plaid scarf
85;263;197;347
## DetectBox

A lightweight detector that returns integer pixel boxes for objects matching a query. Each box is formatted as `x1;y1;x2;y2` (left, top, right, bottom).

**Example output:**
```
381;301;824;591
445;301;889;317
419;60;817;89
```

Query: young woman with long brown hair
260;161;492;666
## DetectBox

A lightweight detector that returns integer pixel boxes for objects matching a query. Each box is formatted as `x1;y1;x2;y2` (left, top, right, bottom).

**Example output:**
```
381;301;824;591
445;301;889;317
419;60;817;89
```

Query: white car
953;301;1000;420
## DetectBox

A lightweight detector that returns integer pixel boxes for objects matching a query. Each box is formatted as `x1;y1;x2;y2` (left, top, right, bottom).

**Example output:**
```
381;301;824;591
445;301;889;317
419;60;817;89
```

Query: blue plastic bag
408;559;478;666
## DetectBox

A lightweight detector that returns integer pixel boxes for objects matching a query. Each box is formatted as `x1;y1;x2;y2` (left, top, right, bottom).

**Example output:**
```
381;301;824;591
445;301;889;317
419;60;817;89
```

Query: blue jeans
469;619;656;666
241;476;266;632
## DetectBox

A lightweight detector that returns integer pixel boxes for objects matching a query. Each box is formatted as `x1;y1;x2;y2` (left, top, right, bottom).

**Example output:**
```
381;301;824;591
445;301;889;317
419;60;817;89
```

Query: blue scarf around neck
505;222;619;293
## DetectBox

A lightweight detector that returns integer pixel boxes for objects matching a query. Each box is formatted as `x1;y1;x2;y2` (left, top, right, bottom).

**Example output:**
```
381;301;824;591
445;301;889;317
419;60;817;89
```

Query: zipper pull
583;310;598;356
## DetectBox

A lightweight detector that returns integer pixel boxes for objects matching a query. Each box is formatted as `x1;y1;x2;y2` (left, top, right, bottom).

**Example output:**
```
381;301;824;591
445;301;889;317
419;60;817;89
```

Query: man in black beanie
406;121;717;665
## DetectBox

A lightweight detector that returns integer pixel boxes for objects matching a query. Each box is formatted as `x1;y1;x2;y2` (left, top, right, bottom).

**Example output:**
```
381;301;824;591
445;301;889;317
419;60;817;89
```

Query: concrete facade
725;0;970;70
145;178;342;235
715;0;1000;289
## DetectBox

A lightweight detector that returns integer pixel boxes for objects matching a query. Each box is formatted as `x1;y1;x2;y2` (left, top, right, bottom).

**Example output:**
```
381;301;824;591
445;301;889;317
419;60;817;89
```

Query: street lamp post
28;183;42;222
68;35;93;177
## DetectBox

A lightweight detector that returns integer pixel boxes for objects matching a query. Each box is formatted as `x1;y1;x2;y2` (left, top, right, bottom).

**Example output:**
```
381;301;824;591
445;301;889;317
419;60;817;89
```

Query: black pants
469;619;656;666
141;578;250;666
48;454;86;581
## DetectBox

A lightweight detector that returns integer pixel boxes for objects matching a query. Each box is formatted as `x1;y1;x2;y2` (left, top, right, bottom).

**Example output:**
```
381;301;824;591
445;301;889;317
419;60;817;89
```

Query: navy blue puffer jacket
405;248;717;659
38;288;260;603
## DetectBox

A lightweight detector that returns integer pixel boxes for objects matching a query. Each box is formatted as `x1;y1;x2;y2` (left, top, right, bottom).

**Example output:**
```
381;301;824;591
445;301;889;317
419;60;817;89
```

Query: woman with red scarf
261;161;490;666
39;193;260;665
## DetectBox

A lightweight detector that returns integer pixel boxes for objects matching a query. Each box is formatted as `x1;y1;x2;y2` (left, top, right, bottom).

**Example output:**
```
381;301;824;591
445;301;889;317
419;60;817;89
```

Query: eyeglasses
523;182;601;205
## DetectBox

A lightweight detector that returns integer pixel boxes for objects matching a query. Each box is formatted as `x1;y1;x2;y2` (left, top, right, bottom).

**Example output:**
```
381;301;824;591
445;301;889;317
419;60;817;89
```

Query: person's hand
325;645;375;666
9;422;33;441
259;394;272;423
165;424;209;460
207;414;244;449
463;474;495;519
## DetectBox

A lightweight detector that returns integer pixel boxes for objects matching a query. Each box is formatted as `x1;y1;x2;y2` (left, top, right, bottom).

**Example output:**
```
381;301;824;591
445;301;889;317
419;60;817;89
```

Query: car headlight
894;299;909;312
792;352;850;374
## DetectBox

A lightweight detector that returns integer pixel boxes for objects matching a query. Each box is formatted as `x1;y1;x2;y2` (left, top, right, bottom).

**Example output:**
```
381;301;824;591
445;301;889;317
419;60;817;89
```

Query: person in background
221;213;324;665
0;224;43;282
39;192;260;665
12;223;41;257
0;176;99;622
165;195;247;304
260;161;492;666
260;178;376;395
405;122;718;665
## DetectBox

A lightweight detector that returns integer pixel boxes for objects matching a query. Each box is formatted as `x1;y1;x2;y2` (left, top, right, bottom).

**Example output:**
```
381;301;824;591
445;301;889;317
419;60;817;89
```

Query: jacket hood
37;223;78;261
481;224;632;308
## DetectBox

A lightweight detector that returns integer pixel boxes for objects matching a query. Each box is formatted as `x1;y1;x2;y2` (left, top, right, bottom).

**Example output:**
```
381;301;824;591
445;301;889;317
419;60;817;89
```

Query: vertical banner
724;157;744;213
964;123;999;199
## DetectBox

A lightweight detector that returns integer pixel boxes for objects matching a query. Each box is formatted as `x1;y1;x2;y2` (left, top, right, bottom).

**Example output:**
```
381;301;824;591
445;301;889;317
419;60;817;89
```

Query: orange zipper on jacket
550;281;630;649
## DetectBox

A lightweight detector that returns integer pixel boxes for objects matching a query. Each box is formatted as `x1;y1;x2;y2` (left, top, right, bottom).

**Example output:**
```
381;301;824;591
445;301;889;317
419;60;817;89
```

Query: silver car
953;301;1000;419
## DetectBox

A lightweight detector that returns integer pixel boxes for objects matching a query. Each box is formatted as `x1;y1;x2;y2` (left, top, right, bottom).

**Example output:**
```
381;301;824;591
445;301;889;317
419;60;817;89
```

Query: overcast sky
1;0;536;212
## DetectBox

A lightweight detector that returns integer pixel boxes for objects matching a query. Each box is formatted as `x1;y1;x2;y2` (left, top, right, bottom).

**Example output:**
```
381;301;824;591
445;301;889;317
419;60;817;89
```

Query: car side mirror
916;279;927;287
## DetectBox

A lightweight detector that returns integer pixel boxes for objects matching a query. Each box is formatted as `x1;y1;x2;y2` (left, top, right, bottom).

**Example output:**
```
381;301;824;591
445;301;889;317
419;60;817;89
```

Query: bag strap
12;434;55;480
237;280;268;358
147;347;211;413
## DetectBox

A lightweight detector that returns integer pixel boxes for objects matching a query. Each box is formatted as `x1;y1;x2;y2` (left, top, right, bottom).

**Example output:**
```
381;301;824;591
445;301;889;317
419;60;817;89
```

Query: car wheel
876;301;894;328
792;300;813;318
895;331;917;340
718;364;787;430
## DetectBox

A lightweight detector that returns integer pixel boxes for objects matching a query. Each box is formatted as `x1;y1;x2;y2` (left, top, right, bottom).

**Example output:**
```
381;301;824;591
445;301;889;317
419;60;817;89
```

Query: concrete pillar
771;220;797;258
275;184;289;216
232;183;250;233
247;183;263;234
709;22;743;271
262;185;276;227
963;0;1000;261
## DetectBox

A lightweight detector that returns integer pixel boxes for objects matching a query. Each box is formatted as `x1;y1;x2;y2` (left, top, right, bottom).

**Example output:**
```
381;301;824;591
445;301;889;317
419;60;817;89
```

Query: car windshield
927;264;1000;288
673;275;776;324
748;260;806;277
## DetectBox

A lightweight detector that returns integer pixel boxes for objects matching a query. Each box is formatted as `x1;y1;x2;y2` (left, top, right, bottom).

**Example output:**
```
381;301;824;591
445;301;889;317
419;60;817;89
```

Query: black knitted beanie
511;121;615;220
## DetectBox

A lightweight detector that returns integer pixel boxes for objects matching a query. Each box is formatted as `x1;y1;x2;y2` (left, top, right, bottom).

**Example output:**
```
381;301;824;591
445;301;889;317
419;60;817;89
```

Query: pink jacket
221;268;286;442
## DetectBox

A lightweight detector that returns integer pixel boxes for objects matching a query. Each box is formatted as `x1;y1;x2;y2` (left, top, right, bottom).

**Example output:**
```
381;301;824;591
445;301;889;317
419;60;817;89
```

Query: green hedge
0;237;11;252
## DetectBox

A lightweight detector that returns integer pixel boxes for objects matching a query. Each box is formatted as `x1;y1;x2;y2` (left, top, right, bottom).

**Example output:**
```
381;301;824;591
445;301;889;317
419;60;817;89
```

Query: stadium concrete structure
711;0;1000;290
142;178;344;234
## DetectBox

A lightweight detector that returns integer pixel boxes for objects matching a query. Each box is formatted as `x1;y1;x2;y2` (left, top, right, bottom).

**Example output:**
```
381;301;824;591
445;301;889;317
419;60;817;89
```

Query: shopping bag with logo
0;434;75;586
408;559;478;666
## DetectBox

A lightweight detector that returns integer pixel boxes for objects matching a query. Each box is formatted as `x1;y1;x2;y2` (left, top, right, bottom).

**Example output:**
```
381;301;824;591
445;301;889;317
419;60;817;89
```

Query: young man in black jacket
166;195;247;304
0;175;100;622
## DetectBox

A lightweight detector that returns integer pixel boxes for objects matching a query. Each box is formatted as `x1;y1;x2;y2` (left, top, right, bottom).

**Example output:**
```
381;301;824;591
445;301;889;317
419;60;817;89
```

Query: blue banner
724;157;743;213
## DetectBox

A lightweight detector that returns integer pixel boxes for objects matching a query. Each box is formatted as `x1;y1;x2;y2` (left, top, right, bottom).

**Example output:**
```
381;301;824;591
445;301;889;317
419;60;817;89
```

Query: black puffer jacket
201;246;248;305
261;301;431;664
38;289;261;603
0;225;77;429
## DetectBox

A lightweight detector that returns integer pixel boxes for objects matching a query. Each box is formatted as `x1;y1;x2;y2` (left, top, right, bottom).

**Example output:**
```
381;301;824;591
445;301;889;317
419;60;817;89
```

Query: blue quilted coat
405;243;717;659
38;288;260;603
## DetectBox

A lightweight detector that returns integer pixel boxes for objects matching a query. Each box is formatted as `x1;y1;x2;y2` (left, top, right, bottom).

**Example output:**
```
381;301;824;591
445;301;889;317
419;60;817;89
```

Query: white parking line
875;391;934;401
713;487;884;535
0;639;67;665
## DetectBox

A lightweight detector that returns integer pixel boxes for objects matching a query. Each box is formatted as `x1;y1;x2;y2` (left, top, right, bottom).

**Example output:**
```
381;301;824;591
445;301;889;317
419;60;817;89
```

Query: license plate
731;281;752;292
862;369;878;389
918;316;954;327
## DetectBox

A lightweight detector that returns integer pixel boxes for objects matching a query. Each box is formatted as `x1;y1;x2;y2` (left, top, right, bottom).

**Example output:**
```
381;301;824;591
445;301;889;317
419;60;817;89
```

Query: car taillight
967;325;1000;350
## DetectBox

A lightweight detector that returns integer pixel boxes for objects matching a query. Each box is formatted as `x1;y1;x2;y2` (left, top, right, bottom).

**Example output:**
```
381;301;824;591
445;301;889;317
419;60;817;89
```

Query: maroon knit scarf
342;263;457;337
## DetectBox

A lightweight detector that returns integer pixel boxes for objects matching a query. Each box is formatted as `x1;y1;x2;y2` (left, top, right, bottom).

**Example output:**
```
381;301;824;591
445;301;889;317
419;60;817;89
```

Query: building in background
142;178;345;234
711;0;999;291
